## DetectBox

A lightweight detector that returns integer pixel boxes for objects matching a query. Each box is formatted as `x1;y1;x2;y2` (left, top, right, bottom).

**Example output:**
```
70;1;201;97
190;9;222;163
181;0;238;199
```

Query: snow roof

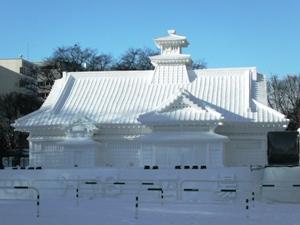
13;67;288;130
13;30;289;130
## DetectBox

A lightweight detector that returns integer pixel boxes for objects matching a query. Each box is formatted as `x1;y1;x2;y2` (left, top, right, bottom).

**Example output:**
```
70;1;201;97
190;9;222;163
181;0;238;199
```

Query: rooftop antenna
27;42;29;60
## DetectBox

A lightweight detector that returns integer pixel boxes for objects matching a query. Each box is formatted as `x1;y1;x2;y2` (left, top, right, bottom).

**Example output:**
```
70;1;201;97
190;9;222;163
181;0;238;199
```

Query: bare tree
21;44;207;99
86;54;115;71
45;43;114;75
113;47;207;71
20;44;115;99
267;74;300;130
113;47;159;70
0;92;43;150
191;59;207;70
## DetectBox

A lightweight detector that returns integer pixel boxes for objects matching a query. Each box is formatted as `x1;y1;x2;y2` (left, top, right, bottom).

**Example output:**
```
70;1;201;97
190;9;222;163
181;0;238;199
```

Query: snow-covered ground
1;198;300;225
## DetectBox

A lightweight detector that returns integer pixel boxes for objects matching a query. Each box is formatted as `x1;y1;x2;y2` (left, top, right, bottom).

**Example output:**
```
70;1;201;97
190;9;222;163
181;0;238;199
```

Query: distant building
0;58;38;95
0;58;58;99
13;30;289;168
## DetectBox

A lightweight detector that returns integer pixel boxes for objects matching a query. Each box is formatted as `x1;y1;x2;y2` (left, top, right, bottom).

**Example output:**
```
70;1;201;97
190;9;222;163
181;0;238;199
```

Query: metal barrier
179;179;257;200
32;178;87;198
0;178;31;197
30;178;257;204
261;182;300;198
75;178;178;204
0;186;40;217
0;178;31;186
135;187;251;219
106;179;178;198
76;180;104;206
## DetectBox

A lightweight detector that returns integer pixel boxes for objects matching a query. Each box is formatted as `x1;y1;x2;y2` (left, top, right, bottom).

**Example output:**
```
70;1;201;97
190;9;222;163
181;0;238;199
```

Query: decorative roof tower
150;30;193;85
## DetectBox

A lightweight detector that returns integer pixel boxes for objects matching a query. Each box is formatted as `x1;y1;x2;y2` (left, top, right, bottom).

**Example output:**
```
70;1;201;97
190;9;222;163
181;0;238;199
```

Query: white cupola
150;30;193;85
155;30;189;55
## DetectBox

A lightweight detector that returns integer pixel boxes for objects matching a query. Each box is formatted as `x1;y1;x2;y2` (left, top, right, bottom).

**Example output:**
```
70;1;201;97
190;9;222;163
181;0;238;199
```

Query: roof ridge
51;75;76;115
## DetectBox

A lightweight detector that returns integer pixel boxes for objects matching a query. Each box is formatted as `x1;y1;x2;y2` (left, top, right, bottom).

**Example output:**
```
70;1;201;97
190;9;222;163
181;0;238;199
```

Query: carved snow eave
149;54;192;66
27;134;66;142
94;134;144;141
61;116;99;138
13;124;63;132
12;105;52;132
222;121;289;128
135;131;229;143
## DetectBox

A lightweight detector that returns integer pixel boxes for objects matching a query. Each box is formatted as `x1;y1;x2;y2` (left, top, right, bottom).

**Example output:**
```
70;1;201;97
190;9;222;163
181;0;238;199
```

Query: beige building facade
0;58;38;95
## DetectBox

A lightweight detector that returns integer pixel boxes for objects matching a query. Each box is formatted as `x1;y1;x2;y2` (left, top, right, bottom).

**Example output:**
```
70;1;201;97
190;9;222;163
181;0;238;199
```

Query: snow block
263;166;300;203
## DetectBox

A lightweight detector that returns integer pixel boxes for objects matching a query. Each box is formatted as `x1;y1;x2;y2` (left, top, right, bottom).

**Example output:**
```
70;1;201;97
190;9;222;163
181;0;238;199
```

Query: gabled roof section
62;116;97;131
61;116;98;139
138;89;222;124
250;99;289;123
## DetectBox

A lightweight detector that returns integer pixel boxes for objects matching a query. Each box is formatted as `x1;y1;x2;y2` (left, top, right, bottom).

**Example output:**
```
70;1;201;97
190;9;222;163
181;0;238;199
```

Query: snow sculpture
13;30;289;168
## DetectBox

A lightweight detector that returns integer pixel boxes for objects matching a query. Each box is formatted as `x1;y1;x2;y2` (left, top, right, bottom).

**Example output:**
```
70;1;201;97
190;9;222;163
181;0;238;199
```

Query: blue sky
1;0;299;77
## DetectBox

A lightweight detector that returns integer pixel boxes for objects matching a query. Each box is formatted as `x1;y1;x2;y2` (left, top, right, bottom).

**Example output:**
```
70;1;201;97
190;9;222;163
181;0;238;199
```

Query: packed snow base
2;198;300;225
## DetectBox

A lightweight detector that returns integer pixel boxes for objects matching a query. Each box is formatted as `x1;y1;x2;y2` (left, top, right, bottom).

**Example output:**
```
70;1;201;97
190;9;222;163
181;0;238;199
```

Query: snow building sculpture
13;30;289;168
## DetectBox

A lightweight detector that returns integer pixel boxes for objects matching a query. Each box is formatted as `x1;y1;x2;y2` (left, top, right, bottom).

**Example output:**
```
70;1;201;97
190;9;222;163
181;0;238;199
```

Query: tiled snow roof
13;67;288;130
150;64;191;84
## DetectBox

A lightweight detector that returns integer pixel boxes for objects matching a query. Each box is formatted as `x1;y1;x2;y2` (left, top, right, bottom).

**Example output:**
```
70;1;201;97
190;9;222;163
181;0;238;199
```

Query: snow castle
13;30;289;169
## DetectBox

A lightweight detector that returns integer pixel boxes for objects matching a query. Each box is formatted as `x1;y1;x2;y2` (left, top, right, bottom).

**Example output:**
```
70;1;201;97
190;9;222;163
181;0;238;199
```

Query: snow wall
0;167;263;201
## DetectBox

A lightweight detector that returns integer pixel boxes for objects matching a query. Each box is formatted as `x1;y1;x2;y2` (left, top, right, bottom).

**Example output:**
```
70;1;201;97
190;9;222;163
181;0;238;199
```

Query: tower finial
168;30;176;35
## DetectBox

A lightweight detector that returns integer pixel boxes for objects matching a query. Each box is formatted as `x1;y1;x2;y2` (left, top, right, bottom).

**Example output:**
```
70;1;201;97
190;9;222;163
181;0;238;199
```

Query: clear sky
1;0;299;77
